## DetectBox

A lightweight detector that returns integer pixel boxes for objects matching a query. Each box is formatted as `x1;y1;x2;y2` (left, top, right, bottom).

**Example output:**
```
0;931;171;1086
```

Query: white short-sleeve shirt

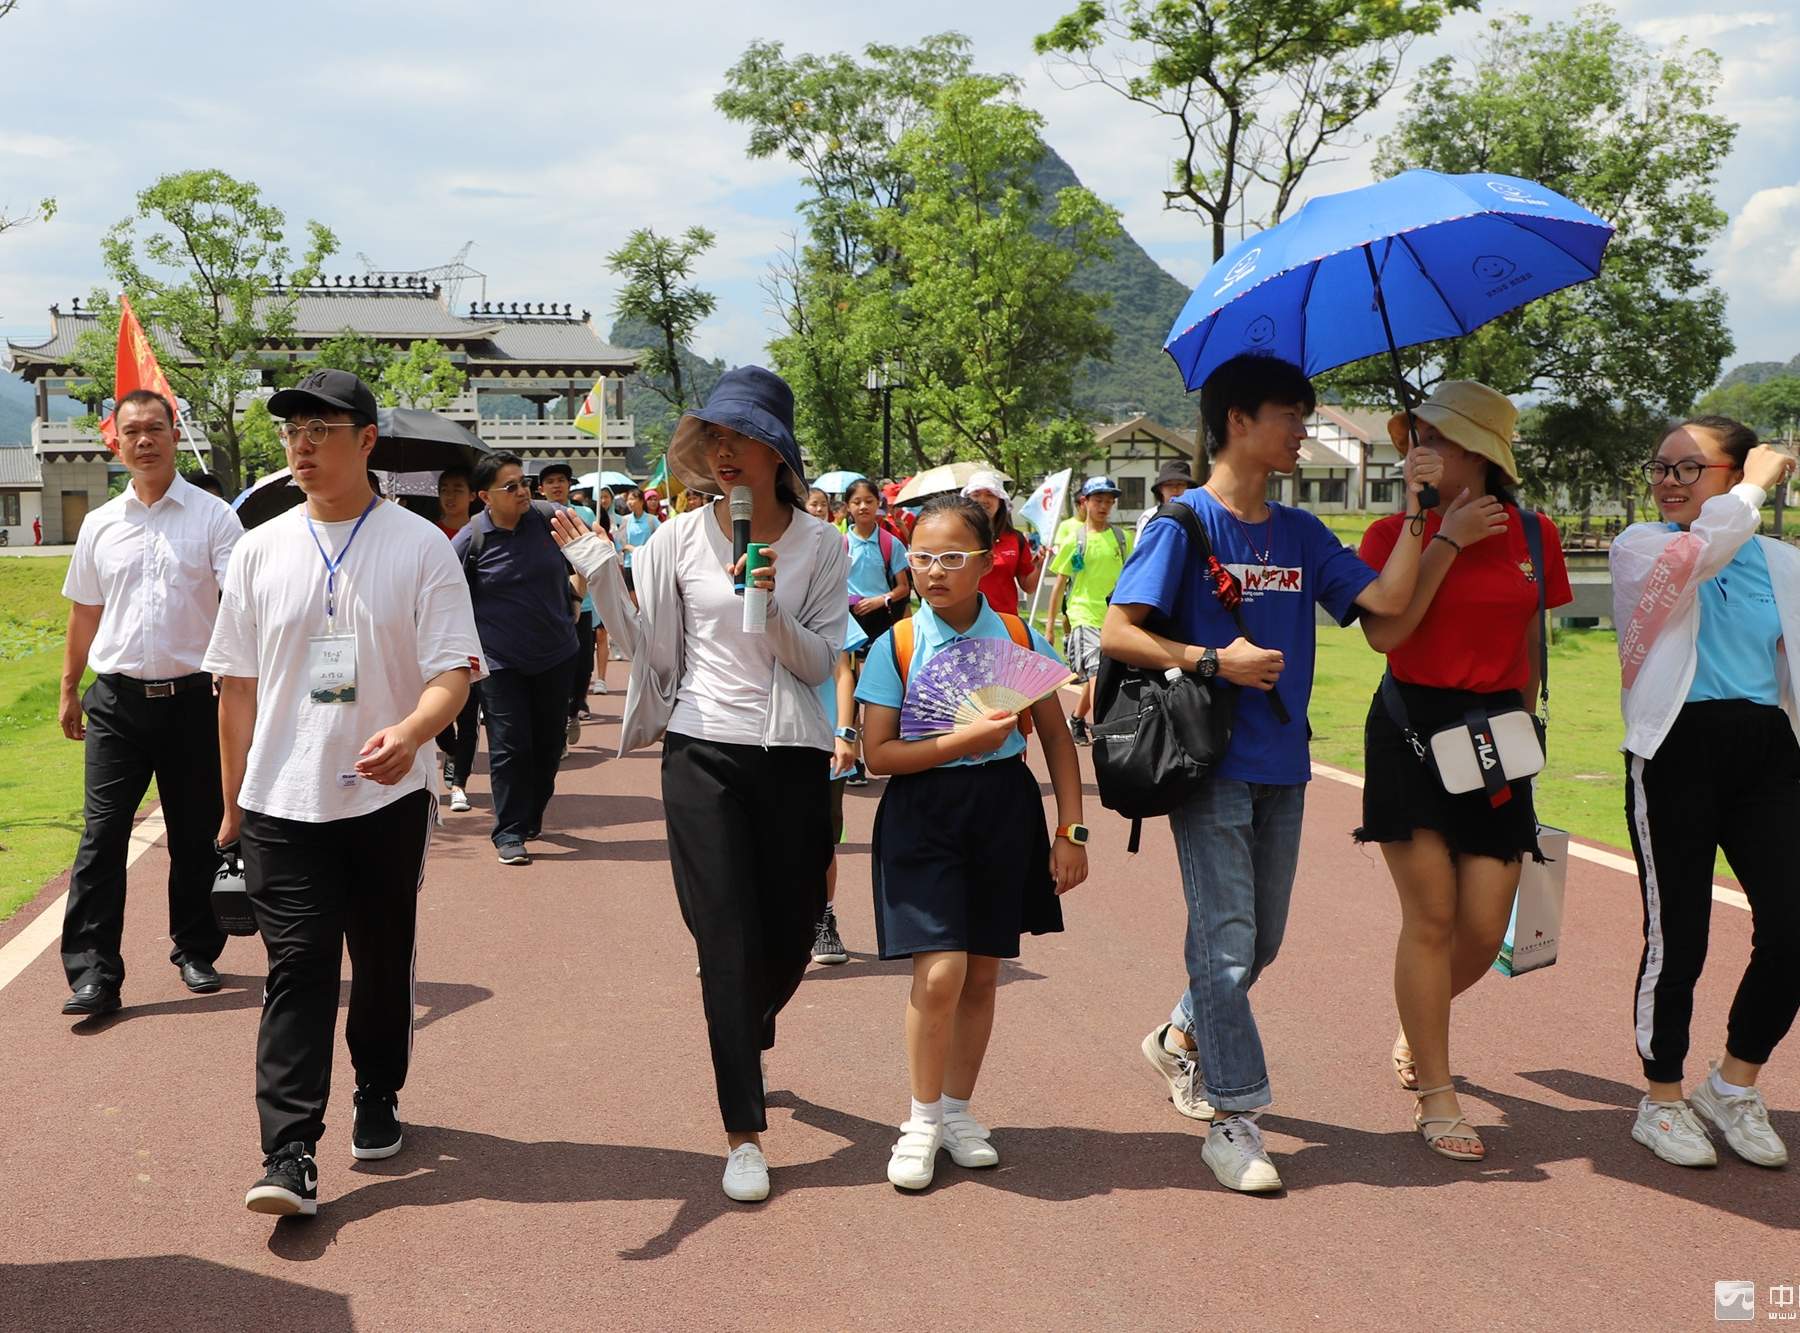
62;473;242;679
203;500;485;823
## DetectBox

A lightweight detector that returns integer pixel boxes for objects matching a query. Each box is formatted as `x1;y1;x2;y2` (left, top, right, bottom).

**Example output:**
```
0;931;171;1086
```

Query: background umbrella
1164;170;1615;443
576;469;637;493
369;406;491;473
894;462;1009;505
231;468;305;529
812;469;866;495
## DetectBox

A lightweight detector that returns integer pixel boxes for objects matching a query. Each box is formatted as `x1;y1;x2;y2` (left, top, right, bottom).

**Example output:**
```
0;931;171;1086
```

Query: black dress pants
61;674;226;991
1626;700;1800;1083
568;613;596;718
436;690;481;788
240;788;433;1153
479;663;571;845
662;734;830;1133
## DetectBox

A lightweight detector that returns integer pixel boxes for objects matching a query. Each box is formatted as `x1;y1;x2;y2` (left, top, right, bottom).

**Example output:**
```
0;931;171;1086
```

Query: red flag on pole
98;295;180;454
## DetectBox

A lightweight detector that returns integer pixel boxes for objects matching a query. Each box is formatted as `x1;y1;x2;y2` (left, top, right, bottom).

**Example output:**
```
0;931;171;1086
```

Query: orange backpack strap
998;613;1036;738
891;617;917;688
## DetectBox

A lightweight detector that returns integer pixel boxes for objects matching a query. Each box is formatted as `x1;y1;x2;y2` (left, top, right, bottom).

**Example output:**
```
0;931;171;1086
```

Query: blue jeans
1168;778;1306;1114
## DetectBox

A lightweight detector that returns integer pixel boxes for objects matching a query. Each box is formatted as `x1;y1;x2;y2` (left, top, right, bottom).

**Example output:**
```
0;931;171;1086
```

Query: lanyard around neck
305;494;380;623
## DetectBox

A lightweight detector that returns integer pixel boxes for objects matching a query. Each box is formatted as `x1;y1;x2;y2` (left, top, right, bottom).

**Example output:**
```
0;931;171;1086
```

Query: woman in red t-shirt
1354;381;1573;1165
961;471;1039;616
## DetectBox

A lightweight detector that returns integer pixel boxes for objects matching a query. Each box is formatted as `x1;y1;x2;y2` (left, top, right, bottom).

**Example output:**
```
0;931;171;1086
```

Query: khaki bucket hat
1388;380;1520;484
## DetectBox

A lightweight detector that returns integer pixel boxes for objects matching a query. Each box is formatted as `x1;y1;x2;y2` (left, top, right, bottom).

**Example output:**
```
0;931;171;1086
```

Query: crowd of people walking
50;346;1797;1216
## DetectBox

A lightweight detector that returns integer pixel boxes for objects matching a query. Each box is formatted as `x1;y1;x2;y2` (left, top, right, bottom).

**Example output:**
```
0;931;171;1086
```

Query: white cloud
1635;11;1783;43
1719;183;1800;303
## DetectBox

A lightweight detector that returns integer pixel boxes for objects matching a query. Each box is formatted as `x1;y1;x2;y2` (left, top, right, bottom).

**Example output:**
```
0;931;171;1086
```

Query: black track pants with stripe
241;788;434;1152
1625;700;1800;1085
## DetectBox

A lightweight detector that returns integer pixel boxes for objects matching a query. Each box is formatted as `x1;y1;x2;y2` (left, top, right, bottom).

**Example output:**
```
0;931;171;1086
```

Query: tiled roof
1297;437;1358;469
0;444;43;487
472;321;639;366
1314;404;1391;442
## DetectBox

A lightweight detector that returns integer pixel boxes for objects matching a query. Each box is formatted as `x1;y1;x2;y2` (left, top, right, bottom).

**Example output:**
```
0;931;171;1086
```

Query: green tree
1696;375;1800;438
1330;8;1737;507
0;194;53;241
1035;0;1474;263
607;227;717;414
379;338;463;410
312;328;393;384
70;169;336;491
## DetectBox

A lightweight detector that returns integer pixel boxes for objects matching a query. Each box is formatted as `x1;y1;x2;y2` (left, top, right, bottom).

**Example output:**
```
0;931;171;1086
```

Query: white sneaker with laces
449;786;470;813
1690;1072;1787;1167
1201;1114;1282;1193
722;1143;770;1201
887;1119;944;1190
940;1113;999;1168
1631;1097;1718;1167
1139;1024;1215;1121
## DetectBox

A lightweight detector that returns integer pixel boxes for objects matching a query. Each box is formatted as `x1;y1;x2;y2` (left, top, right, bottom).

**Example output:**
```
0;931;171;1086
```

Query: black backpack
1090;502;1288;853
462;501;581;615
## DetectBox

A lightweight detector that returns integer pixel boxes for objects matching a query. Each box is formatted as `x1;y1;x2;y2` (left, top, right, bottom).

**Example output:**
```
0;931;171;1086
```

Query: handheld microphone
730;486;753;596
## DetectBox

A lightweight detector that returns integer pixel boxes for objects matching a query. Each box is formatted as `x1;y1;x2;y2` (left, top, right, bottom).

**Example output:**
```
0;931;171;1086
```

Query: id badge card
308;634;359;705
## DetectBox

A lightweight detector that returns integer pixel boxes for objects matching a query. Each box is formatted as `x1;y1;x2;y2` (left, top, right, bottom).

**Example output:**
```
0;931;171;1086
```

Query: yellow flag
573;376;606;437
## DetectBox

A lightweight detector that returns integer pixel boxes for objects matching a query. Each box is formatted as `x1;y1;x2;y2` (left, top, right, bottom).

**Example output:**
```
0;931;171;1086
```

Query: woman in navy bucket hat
549;366;850;1205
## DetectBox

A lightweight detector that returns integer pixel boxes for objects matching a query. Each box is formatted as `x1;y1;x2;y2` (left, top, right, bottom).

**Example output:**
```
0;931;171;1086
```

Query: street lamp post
866;358;905;481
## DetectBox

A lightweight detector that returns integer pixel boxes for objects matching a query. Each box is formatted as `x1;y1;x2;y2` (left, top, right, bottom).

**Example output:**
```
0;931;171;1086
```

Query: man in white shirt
204;369;483;1218
58;389;243;1016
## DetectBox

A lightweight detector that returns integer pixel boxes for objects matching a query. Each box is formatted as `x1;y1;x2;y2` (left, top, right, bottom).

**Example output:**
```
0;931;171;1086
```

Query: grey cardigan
561;504;850;755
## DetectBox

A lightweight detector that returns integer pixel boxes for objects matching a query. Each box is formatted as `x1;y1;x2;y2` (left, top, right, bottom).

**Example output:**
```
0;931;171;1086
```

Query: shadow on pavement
68;977;490;1037
800;954;1047;988
537;793;666;831
1;1256;353;1331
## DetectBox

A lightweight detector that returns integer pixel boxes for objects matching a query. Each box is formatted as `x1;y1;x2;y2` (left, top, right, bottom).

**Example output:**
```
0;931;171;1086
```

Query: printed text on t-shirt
1225;563;1304;597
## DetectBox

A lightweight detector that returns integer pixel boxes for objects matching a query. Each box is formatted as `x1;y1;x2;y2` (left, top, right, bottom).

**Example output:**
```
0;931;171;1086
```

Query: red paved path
0;666;1792;1331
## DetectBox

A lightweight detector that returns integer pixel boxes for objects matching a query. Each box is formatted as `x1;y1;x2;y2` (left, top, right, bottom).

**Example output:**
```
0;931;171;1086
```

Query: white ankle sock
910;1097;942;1126
1711;1069;1751;1098
942;1094;971;1119
1162;1025;1192;1058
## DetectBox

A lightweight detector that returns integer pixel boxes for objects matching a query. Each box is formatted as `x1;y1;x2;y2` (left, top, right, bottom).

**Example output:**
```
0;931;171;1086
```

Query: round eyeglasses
1639;459;1733;487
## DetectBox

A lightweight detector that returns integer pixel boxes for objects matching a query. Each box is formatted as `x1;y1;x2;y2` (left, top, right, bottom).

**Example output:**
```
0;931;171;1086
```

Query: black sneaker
245;1141;318;1217
351;1087;403;1160
811;907;848;965
497;839;530;866
442;758;455;789
1070;716;1092;746
845;763;869;788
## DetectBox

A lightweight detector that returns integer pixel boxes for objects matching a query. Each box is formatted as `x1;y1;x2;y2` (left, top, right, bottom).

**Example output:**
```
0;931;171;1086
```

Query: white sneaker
1631;1097;1718;1168
1690;1071;1788;1167
1140;1024;1215;1121
887;1119;943;1190
722;1143;769;1202
1201;1115;1282;1193
592;678;610;695
940;1113;999;1168
448;786;470;813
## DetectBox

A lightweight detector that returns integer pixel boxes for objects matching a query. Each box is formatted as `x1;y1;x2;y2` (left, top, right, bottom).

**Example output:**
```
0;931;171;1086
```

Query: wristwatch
1196;647;1219;680
835;726;859;743
1056;823;1090;846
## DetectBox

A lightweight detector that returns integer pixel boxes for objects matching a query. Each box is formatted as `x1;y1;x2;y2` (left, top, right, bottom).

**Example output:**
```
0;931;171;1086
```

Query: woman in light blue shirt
619;487;661;596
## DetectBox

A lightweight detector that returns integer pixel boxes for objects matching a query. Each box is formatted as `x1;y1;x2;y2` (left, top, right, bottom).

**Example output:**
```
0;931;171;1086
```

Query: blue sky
2;0;1795;379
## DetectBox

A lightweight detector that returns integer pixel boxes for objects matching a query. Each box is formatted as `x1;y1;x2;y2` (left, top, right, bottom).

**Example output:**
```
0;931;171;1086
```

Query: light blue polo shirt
621;510;660;568
847;526;909;600
856;598;1063;767
1688;532;1782;707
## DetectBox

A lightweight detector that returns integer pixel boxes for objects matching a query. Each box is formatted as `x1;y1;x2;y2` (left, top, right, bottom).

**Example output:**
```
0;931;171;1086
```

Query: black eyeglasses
1639;459;1733;486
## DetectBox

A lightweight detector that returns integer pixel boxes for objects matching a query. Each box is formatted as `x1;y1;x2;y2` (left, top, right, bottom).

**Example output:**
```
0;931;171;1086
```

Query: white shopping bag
1493;825;1567;978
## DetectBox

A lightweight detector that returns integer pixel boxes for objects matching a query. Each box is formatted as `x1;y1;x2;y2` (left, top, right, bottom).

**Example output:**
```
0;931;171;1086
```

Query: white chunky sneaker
448;786;470;813
887;1119;943;1191
1631;1097;1718;1168
1690;1072;1788;1168
722;1143;770;1202
1201;1114;1282;1193
940;1113;1000;1168
1140;1024;1215;1121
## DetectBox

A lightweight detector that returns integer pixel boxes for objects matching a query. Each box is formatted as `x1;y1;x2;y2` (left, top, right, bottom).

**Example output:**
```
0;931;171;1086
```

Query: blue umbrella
1164;170;1615;393
812;469;866;495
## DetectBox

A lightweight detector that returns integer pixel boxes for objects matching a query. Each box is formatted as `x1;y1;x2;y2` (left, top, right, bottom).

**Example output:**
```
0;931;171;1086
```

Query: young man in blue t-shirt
1102;353;1439;1194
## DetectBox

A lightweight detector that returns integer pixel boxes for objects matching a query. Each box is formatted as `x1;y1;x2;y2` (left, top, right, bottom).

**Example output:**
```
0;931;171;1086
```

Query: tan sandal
1414;1084;1485;1161
1392;1033;1419;1092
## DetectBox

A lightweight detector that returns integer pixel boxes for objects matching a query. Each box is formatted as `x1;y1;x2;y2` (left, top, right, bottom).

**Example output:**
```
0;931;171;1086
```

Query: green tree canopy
70;169;336;491
379;338;463;410
1035;0;1475;262
1329;7;1737;507
607;226;718;415
1696;376;1800;439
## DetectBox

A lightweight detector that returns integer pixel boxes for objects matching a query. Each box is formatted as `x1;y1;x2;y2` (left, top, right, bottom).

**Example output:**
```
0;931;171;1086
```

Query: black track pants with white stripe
241;788;434;1152
1625;700;1800;1085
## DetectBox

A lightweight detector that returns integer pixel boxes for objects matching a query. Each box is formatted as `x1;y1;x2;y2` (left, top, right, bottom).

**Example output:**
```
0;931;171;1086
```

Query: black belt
102;672;212;699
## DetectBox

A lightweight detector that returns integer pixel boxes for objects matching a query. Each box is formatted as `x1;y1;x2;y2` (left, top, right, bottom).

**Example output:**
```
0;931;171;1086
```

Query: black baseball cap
269;368;379;426
538;461;574;481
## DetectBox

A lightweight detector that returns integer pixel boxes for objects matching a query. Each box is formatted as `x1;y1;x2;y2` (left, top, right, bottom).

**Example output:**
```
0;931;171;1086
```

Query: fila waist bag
1379;673;1544;802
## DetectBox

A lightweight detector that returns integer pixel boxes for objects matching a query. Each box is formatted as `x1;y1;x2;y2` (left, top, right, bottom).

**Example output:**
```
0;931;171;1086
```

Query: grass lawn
0;558;150;924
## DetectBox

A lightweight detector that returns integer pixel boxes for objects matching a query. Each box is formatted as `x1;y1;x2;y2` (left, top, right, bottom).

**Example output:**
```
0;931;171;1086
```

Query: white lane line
1309;762;1750;912
0;809;167;993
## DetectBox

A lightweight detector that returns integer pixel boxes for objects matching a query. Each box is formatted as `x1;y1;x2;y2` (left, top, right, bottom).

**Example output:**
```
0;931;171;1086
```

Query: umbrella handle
1362;244;1438;515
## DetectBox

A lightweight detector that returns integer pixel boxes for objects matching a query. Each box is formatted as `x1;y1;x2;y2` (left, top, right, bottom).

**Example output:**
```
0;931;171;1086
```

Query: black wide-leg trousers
662;734;830;1133
480;663;572;846
61;674;226;991
240;788;433;1153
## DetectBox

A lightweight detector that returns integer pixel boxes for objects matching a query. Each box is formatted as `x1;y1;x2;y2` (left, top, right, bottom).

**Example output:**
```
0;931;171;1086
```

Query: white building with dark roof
0;443;45;544
5;278;640;542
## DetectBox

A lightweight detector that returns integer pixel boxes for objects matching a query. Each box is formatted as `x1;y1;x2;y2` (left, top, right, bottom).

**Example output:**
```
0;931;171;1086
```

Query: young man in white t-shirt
204;369;483;1219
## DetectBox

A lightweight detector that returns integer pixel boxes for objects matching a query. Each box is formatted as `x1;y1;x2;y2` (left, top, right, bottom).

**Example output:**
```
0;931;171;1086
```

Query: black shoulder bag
1091;502;1290;853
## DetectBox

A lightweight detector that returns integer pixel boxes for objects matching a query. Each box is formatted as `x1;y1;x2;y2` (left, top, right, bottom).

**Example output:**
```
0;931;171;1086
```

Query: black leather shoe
179;960;222;994
62;983;122;1016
